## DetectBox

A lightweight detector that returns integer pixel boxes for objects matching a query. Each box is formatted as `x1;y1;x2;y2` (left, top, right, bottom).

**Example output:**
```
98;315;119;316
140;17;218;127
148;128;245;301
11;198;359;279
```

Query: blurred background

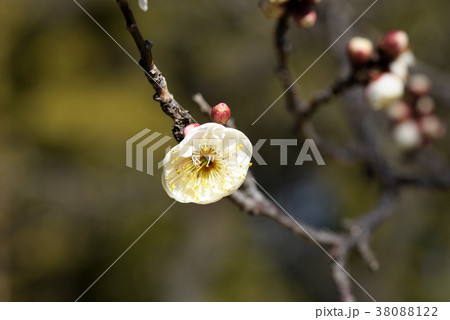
1;0;449;301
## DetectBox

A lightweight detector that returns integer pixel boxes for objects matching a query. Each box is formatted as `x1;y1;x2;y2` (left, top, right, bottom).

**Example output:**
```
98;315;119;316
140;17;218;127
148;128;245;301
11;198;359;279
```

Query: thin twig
116;0;191;142
275;15;306;116
302;75;359;118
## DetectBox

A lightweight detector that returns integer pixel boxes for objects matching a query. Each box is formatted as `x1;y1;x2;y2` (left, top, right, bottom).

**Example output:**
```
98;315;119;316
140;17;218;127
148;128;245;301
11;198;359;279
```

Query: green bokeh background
0;0;449;301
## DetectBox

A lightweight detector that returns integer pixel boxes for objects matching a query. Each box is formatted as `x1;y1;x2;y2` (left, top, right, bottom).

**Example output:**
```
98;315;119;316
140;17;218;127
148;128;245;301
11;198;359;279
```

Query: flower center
191;146;218;172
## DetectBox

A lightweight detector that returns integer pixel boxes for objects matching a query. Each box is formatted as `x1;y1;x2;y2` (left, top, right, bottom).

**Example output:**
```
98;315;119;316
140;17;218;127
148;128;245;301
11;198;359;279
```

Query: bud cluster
345;30;445;151
387;74;446;151
346;30;415;110
258;0;321;29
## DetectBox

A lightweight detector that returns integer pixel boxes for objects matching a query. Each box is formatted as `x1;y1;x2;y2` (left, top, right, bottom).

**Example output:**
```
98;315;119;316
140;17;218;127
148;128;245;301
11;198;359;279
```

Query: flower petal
139;0;148;12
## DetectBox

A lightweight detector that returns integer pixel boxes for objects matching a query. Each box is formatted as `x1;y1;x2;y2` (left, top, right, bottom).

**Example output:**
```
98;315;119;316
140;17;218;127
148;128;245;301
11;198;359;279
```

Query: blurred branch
330;255;355;302
192;93;212;116
275;14;305;116
115;0;191;142
274;15;365;164
230;174;343;245
302;74;359;118
415;60;450;105
332;188;398;301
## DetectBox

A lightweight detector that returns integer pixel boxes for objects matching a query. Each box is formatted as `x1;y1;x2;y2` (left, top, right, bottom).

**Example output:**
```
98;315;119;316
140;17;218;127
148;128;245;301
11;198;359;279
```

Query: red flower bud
293;6;317;29
183;123;200;136
386;101;411;121
347;37;374;65
420;115;446;139
416;96;435;115
211;103;231;125
407;74;431;97
378;30;409;60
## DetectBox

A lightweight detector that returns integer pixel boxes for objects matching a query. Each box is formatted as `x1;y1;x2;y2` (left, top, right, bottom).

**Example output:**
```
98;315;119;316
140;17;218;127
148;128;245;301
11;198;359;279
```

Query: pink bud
293;6;317;29
347;37;374;65
407;74;431;97
183;123;200;136
378;30;409;59
416;96;435;115
211;103;231;125
386;101;411;121
420;115;446;139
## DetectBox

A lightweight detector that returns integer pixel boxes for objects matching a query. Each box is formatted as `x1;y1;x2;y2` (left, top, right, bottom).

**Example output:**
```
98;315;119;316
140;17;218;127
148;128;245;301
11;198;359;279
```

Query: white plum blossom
389;50;415;82
420;115;446;139
162;123;253;204
365;73;405;110
139;0;148;12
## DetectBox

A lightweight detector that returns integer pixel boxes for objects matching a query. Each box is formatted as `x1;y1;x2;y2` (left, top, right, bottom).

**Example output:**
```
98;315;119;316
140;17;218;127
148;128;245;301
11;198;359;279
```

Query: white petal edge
139;0;148;12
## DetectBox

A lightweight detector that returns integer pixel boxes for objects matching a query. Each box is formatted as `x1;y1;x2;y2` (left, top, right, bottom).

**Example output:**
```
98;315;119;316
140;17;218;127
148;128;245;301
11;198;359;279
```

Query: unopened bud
420;115;446;139
308;0;322;4
293;6;317;28
258;0;287;19
183;123;200;136
365;73;405;110
392;120;422;150
378;30;409;59
416;96;435;115
386;101;411;121
347;37;374;65
211;103;231;125
407;74;432;97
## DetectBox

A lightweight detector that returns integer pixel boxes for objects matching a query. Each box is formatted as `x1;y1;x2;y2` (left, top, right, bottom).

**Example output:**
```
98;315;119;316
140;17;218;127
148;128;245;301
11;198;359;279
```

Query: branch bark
116;0;191;142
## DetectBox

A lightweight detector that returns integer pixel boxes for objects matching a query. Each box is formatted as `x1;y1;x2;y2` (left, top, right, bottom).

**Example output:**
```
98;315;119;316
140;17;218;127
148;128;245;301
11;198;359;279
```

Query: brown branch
332;188;398;301
230;176;343;245
192;93;212;117
275;15;306;117
274;14;365;164
331;255;355;302
115;0;191;142
302;74;359;118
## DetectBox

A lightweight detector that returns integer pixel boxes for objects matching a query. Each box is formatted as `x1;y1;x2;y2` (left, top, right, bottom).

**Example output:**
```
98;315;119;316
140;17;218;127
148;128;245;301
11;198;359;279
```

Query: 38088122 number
375;307;438;317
